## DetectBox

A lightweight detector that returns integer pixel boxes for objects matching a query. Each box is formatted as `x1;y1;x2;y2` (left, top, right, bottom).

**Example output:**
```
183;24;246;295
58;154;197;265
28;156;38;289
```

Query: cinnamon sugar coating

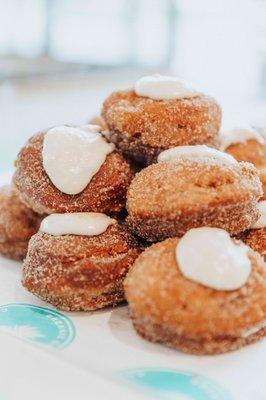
13;130;133;215
126;159;263;241
102;90;221;164
22;223;141;311
124;238;266;355
0;185;42;260
225;139;266;200
239;228;266;261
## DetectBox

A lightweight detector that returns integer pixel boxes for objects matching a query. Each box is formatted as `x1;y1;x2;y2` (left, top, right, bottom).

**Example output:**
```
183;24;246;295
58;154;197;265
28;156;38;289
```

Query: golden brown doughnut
225;139;266;200
126;159;262;241
0;185;42;260
124;238;266;355
22;223;141;311
102;90;221;165
13;130;133;215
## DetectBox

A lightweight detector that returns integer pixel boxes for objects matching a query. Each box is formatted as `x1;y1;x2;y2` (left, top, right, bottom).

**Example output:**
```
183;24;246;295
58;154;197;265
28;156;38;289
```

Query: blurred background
1;0;266;173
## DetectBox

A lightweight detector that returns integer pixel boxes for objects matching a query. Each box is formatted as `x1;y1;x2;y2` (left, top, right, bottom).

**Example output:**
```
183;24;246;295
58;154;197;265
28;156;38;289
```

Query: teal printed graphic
119;368;231;400
0;303;75;349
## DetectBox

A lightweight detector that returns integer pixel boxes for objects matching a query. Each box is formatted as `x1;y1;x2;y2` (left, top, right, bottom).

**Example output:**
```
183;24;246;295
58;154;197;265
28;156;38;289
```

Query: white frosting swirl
134;74;201;100
40;213;116;236
252;201;266;229
220;121;265;151
176;227;251;291
42;125;114;195
157;145;237;165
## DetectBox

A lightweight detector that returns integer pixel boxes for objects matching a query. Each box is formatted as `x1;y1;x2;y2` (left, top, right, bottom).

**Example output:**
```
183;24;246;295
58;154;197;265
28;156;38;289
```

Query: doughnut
220;124;266;199
126;152;262;241
0;185;42;260
238;201;266;261
13;126;133;215
124;228;266;355
22;214;141;311
102;75;221;165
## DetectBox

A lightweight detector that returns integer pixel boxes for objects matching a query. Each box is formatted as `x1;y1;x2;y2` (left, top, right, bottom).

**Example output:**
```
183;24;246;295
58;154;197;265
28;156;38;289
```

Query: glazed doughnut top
42;124;114;195
220;121;265;150
158;145;236;165
40;212;116;236
252;201;266;229
176;227;251;290
134;74;202;100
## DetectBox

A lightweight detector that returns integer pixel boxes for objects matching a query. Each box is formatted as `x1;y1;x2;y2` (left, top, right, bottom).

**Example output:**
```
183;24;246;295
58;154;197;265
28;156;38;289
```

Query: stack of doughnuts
3;124;140;311
0;74;265;355
102;75;265;354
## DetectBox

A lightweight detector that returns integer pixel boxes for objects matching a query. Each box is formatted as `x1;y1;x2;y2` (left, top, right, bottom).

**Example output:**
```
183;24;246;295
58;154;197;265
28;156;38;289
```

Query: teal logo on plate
119;368;231;400
0;304;75;349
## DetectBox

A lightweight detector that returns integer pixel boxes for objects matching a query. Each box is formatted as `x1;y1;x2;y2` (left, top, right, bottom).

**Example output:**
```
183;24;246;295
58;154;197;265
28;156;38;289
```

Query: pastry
13;125;132;214
102;75;221;165
23;213;140;311
125;227;266;354
126;146;262;241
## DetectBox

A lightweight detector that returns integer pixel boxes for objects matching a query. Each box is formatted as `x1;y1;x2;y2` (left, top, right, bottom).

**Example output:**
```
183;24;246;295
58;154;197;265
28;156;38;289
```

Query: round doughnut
0;185;42;260
126;159;262;241
13;130;133;215
102;90;221;165
224;139;266;200
124;238;266;355
22;223;141;311
239;228;266;261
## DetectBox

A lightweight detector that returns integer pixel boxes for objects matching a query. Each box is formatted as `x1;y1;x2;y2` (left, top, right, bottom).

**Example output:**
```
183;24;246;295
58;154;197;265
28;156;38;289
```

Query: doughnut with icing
102;90;221;165
126;158;262;241
23;222;140;311
13;129;133;215
124;236;266;354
